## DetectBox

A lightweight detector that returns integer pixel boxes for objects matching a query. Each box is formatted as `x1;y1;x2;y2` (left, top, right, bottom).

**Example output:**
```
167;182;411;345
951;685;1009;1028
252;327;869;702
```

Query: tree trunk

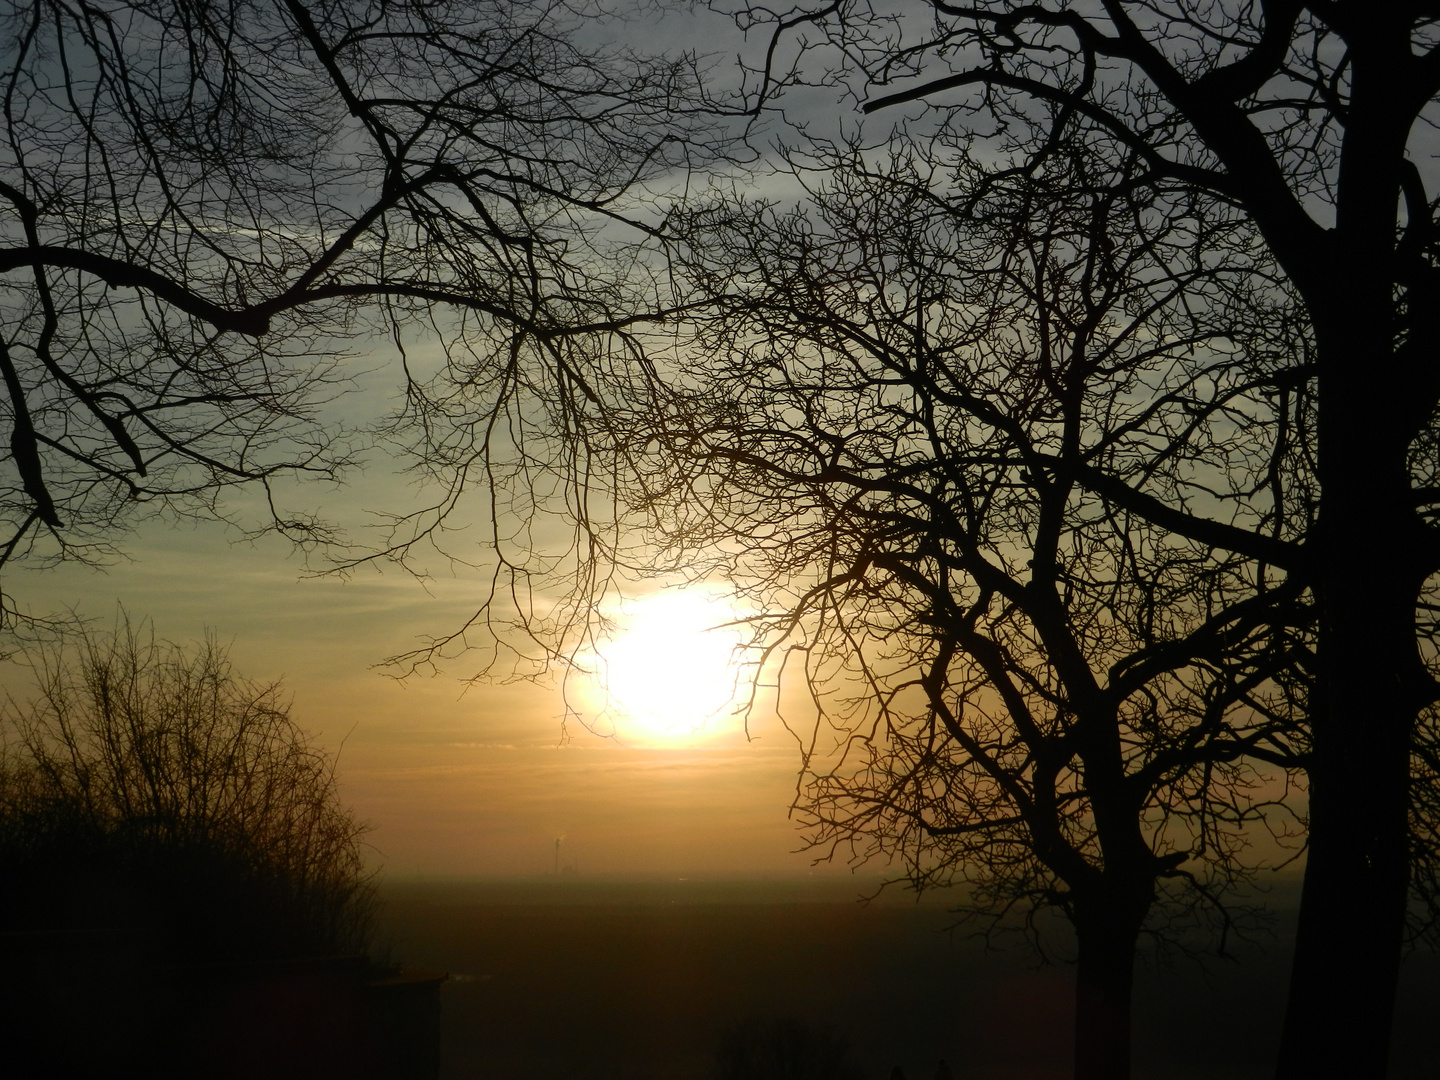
1268;30;1436;1058
1276;742;1410;1080
1073;894;1147;1080
1274;531;1415;1080
1275;276;1422;1077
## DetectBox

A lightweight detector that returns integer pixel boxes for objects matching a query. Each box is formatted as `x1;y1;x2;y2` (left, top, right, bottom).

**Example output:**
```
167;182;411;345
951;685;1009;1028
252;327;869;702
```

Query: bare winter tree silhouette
693;4;1440;1074
0;0;726;631
619;135;1310;1078
0;612;374;961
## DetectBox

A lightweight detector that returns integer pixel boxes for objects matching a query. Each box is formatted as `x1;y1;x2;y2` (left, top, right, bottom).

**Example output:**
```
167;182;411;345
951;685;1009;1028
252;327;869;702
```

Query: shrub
0;615;375;962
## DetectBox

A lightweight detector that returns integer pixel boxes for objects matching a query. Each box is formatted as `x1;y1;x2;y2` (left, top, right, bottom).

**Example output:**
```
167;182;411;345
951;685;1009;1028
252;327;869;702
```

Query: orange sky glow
0;510;851;881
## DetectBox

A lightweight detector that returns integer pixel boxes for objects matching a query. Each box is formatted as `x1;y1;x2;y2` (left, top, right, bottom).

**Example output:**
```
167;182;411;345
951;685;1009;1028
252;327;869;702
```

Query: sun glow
591;591;747;743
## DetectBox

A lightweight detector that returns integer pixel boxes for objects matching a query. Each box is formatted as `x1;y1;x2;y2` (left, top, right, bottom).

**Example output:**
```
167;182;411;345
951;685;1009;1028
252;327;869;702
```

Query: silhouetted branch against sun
626;125;1317;1079
9;5;1440;1075
0;0;734;628
670;2;1440;1076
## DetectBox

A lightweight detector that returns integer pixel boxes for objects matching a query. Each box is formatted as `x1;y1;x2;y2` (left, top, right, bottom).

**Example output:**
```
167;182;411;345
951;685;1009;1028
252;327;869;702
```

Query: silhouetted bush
0;615;375;963
716;1017;864;1080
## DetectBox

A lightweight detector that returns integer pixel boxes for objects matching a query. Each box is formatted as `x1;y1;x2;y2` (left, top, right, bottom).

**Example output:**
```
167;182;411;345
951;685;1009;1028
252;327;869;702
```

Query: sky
0;497;855;879
0;498;852;881
0;0;1319;888
0;0;884;883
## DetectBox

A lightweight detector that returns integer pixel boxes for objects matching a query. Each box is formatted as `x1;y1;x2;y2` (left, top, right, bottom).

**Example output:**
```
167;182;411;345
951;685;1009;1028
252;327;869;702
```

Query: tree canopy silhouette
0;0;720;620
7;3;1440;1073
0;613;373;961
698;2;1440;1074
626;130;1311;1079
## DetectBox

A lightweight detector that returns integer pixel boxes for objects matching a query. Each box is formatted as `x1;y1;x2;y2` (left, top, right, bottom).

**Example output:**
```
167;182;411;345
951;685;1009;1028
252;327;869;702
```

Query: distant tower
554;837;562;876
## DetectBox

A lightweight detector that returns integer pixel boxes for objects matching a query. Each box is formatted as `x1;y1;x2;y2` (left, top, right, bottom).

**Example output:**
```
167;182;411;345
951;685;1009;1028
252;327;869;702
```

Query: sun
591;591;746;743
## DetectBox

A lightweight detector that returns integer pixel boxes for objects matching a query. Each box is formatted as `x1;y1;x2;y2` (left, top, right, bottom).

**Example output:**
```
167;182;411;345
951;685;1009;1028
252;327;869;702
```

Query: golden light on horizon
589;590;747;744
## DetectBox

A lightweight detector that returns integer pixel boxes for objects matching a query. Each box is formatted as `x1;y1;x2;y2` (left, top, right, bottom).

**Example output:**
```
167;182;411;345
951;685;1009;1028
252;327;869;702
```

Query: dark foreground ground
374;877;1438;1080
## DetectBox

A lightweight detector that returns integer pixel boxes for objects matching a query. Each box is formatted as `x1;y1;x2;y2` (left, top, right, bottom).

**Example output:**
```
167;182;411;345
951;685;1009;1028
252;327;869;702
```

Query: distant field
373;877;1437;1080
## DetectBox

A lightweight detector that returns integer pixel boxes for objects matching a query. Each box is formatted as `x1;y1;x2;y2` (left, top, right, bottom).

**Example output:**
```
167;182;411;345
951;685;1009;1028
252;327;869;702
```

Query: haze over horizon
0;498;853;881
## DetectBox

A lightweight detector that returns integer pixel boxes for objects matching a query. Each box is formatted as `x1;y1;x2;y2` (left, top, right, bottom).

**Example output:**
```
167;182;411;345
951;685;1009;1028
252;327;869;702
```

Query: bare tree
0;611;373;960
0;0;721;621
621;135;1311;1079
703;2;1440;1073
